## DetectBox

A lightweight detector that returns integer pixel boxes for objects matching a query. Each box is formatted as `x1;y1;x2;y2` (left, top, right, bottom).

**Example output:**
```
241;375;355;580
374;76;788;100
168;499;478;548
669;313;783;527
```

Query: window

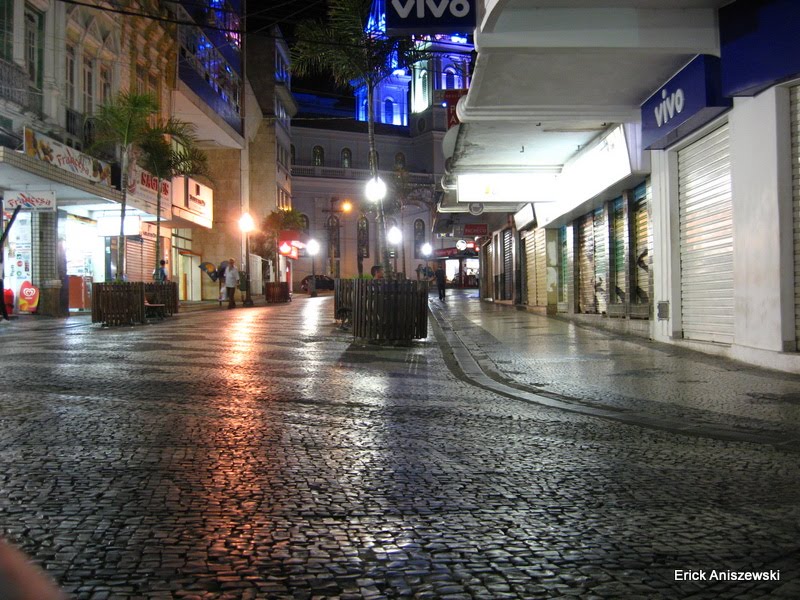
394;152;406;169
312;145;324;167
414;219;425;258
65;45;76;109
444;67;456;90
24;6;44;88
327;215;340;259
100;66;112;106
384;98;394;124
299;214;309;232
358;216;369;259
341;148;351;168
290;145;295;165
83;57;95;115
0;0;12;61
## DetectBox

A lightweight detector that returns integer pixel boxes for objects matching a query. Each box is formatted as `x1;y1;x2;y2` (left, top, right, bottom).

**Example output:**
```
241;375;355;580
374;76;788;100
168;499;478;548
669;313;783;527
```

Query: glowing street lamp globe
387;226;402;245
365;176;387;203
421;242;432;257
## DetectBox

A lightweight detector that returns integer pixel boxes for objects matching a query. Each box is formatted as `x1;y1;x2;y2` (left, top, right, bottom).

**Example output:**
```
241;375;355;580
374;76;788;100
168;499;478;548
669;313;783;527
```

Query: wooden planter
265;282;291;303
336;278;429;341
91;282;178;326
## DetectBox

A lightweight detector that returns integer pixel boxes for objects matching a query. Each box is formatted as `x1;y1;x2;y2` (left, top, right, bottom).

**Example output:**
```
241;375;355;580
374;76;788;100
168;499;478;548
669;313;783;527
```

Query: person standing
224;258;240;309
153;259;168;282
434;265;446;301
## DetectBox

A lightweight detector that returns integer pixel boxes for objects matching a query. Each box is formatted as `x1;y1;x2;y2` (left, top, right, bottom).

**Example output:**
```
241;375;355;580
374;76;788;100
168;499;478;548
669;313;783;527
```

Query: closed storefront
678;123;733;344
631;182;652;318
501;228;513;301
125;236;157;282
577;209;607;314
609;197;626;310
523;228;547;308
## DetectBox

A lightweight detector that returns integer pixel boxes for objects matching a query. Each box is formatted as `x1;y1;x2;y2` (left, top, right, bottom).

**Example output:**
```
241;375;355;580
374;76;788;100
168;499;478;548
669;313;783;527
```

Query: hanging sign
385;0;476;35
2;191;56;212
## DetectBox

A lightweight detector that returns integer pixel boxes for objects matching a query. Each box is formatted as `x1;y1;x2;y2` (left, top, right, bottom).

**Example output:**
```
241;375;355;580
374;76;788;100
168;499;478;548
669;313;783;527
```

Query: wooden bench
144;298;166;321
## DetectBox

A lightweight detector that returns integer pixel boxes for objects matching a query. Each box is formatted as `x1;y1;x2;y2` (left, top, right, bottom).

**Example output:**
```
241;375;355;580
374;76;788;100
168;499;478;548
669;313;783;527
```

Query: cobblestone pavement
0;295;798;599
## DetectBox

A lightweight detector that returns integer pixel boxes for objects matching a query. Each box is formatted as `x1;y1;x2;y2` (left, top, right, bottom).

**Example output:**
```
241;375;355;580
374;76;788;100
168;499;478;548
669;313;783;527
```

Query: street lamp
307;239;320;297
365;176;389;274
420;242;433;280
239;212;255;307
387;225;402;274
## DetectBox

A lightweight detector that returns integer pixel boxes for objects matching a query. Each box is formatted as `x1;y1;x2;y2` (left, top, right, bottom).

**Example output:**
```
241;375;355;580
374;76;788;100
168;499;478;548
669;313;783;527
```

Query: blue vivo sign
641;55;731;150
385;0;476;34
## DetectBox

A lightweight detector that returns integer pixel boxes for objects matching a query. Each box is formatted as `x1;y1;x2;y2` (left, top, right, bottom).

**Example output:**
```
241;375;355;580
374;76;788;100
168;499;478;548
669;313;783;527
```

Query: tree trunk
155;180;162;279
117;149;128;281
367;83;389;275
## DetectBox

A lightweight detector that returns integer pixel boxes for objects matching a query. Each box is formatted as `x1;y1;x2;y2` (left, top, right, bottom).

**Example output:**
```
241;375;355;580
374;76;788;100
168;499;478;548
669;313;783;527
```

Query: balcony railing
0;58;41;115
291;162;435;185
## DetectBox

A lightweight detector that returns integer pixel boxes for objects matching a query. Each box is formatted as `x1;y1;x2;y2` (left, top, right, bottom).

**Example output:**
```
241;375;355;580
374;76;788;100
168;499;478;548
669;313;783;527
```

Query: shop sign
141;221;171;241
278;242;299;260
641;55;731;150
463;223;488;236
3;191;56;212
172;177;213;228
126;164;172;219
385;0;476;35
440;89;468;129
23;128;112;186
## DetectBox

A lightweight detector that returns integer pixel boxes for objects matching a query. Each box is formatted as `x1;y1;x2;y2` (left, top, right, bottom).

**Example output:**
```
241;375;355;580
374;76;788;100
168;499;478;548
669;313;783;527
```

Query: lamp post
365;176;389;275
387;225;402;276
239;212;255;307
307;239;320;297
324;199;352;277
421;242;432;280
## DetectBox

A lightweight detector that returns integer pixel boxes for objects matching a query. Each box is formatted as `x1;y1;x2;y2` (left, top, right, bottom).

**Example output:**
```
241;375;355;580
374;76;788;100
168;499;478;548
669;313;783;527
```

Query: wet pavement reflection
0;295;798;599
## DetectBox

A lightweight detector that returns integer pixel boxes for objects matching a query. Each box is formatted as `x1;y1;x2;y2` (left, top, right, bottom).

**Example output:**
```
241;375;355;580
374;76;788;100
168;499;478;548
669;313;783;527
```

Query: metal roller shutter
524;233;537;305
578;215;595;313
523;228;548;308
502;228;513;300
593;208;608;315
125;238;144;282
611;198;626;304
535;228;547;307
678;124;733;343
791;86;800;344
632;187;651;312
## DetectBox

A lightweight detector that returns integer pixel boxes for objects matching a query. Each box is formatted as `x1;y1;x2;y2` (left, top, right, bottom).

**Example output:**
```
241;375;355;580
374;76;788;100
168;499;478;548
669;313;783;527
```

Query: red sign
443;89;468;129
463;223;488;236
18;281;40;312
279;242;299;260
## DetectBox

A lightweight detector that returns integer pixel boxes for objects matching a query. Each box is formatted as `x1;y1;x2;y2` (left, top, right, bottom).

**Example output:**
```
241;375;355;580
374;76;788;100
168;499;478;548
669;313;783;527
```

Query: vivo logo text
391;0;470;19
654;88;685;127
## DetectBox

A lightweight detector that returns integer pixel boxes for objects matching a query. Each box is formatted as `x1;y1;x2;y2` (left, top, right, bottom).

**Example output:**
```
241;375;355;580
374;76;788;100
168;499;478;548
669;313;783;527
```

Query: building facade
0;1;289;312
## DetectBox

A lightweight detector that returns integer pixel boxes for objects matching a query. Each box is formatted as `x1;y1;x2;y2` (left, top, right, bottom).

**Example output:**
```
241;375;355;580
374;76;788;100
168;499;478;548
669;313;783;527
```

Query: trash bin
238;271;248;292
4;288;13;315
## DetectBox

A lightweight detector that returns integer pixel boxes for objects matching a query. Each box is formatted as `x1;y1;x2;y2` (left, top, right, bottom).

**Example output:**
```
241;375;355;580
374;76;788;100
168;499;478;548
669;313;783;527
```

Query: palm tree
138;123;210;279
91;91;159;280
292;0;430;274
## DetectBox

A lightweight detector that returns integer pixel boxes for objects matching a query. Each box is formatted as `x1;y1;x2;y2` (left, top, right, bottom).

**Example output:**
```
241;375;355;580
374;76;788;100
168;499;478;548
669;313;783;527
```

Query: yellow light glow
341;200;353;213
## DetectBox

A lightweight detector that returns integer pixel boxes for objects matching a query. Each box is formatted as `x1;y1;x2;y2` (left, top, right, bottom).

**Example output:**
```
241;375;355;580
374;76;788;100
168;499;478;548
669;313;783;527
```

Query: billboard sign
2;191;56;212
385;0;476;35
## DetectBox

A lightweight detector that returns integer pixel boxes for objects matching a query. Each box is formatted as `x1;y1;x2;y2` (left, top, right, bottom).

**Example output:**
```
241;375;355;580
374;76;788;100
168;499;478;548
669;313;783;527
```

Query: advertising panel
23;127;112;186
171;176;214;228
126;163;172;219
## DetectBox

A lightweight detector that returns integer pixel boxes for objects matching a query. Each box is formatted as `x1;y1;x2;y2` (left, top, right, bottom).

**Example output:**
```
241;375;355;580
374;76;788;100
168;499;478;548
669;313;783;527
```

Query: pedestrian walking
224;258;240;309
434;265;446;301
